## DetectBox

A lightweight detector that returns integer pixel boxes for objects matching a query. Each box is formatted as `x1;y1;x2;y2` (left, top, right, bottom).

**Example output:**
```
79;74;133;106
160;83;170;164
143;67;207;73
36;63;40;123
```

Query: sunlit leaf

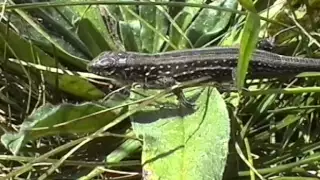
1;102;123;155
130;87;230;180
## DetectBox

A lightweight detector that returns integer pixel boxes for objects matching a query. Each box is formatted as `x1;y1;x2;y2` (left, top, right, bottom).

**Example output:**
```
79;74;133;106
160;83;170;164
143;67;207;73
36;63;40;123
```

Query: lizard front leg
143;76;196;108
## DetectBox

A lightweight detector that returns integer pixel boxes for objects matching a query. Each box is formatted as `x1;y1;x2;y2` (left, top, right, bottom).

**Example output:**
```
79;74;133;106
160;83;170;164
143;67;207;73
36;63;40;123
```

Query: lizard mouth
89;68;116;77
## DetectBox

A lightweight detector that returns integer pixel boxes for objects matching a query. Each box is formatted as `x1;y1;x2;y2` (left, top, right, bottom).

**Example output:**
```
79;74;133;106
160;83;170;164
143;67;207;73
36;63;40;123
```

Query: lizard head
87;51;136;84
87;51;147;84
87;51;130;74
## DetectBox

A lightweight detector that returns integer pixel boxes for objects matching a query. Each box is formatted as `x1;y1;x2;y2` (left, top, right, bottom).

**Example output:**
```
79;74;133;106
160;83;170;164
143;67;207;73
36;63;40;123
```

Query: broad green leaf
3;7;88;62
0;21;104;99
186;0;238;47
130;87;230;180
1;102;123;155
139;0;169;53
7;0;90;69
33;7;92;58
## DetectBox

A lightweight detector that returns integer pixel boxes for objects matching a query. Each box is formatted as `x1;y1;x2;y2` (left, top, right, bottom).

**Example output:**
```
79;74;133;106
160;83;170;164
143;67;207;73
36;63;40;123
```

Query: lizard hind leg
214;68;239;93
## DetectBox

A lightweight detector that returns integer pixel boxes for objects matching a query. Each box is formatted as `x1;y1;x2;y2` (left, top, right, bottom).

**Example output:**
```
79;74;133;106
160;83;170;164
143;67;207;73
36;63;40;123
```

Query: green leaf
237;1;260;89
56;0;117;51
5;6;89;62
167;0;206;50
139;0;169;53
0;21;104;99
77;18;110;56
105;3;142;51
8;1;91;69
1;102;123;155
186;0;238;47
119;20;142;51
130;87;230;180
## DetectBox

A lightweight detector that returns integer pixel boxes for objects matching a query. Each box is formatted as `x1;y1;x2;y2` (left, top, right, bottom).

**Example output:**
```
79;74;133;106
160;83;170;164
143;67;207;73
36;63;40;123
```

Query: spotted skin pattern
87;47;320;89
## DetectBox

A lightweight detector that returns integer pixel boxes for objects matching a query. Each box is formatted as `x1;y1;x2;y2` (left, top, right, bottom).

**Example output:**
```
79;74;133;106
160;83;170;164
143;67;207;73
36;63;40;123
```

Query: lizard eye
116;53;128;65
